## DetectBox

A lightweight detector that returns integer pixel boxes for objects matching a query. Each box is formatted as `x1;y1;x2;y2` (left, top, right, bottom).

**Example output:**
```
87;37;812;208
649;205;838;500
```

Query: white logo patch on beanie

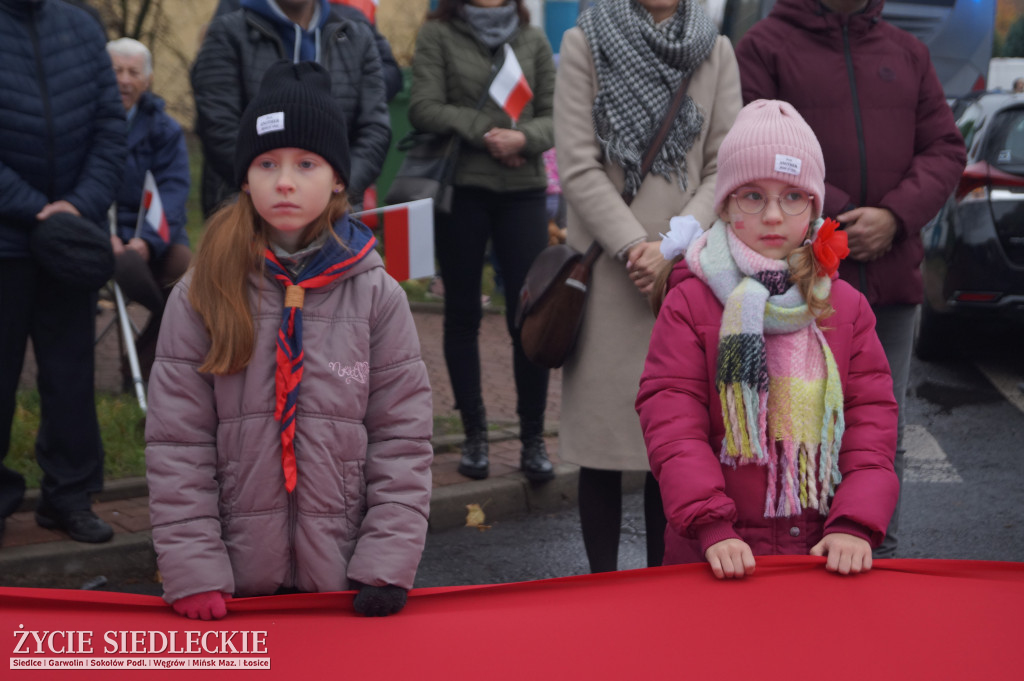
257;112;285;136
774;154;802;176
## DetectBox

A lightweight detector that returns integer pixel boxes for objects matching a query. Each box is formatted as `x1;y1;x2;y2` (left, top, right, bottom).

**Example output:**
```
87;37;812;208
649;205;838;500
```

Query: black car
916;92;1024;359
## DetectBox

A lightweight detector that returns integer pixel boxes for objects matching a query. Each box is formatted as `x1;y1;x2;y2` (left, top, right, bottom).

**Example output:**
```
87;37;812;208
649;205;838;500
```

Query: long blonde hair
188;191;350;375
787;241;835;321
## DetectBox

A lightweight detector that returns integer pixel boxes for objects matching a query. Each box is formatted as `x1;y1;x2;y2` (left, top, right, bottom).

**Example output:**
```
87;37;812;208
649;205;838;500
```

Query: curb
2;426;592;589
429;464;580;532
14;422;561;514
408;300;504;316
0;468;582;589
0;532;158;589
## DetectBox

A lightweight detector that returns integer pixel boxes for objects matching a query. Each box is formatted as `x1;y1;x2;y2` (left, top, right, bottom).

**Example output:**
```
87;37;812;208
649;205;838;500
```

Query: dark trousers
113;243;191;380
579;467;667;572
435;186;549;422
0;259;105;517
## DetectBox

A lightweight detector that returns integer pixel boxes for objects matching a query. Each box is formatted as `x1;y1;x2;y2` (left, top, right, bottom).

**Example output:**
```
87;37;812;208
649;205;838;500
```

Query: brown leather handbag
520;74;696;366
516;75;693;368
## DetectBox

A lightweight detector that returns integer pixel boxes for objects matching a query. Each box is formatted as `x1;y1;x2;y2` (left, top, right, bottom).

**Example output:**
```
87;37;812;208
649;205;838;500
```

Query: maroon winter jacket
735;0;966;306
636;260;899;565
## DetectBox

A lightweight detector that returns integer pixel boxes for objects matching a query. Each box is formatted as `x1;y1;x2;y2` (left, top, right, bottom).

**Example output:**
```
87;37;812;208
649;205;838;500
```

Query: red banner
3;557;1022;679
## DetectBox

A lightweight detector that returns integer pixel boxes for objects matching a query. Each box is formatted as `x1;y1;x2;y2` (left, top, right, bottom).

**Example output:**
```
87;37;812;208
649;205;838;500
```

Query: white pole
108;205;147;413
114;281;147;413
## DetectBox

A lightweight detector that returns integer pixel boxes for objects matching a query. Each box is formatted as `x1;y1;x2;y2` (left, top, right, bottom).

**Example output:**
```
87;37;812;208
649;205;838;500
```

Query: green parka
408;17;555;193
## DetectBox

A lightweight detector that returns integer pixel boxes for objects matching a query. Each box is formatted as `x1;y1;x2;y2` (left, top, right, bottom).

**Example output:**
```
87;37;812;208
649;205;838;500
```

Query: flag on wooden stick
136;170;170;243
352;199;435;281
489;44;533;124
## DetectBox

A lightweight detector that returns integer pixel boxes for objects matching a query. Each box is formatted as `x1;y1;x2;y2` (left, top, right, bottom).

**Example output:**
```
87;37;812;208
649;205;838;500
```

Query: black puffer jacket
192;7;390;215
0;0;126;257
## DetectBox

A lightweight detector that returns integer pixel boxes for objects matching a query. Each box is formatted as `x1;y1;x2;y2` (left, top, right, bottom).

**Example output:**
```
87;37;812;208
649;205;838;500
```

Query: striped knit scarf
264;216;376;492
685;221;844;517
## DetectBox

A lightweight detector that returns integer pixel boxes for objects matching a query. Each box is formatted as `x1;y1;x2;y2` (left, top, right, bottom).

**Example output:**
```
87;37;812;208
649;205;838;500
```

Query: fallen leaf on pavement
465;503;491;530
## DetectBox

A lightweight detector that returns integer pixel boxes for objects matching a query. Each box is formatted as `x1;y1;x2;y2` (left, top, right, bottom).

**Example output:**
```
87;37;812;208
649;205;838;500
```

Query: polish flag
489;43;532;124
330;0;378;22
137;170;170;243
352;199;435;281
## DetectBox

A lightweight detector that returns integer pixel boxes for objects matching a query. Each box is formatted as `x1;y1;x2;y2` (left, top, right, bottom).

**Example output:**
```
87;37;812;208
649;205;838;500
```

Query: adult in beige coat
554;0;741;572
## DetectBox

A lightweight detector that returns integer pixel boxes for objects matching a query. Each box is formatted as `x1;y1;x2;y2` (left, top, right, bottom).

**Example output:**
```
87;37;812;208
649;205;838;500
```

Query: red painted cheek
732;219;745;230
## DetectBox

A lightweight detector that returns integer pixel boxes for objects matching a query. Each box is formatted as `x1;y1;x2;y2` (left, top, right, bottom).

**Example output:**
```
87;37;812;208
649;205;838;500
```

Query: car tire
914;302;958;361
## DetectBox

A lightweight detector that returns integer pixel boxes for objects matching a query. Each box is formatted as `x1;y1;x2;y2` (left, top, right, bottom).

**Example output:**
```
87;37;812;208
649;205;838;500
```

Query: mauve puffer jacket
636;261;899;565
145;248;432;603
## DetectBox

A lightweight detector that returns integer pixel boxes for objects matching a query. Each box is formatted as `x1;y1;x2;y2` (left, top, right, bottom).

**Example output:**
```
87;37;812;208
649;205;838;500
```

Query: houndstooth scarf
685;220;845;518
578;0;717;198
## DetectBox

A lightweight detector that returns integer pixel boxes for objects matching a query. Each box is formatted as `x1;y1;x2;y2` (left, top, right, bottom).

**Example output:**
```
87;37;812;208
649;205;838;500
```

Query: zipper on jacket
287;491;298;588
841;20;871;293
27;3;57;201
248;13;286;59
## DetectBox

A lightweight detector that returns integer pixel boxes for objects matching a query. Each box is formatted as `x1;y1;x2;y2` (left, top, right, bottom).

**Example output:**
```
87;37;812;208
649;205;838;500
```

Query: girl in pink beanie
637;99;899;579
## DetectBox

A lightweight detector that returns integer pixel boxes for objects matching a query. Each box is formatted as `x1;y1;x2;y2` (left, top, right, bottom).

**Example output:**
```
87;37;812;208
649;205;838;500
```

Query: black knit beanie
234;60;350;186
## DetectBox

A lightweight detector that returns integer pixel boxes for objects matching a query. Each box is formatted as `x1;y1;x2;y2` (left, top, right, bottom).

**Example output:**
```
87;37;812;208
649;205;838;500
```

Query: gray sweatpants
871;304;917;559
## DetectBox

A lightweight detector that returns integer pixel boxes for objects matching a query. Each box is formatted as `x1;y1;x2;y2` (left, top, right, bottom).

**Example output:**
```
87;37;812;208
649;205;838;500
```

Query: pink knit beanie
713;99;825;217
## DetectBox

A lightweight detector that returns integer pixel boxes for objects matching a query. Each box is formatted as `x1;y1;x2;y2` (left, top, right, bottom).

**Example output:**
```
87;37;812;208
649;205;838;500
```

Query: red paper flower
811;218;849;277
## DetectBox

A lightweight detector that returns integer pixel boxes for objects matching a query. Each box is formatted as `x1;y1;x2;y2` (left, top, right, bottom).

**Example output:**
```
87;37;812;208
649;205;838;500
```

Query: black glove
351;582;408;617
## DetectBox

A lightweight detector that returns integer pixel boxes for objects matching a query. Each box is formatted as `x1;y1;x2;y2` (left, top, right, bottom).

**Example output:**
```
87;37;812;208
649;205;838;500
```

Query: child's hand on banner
171;591;232;620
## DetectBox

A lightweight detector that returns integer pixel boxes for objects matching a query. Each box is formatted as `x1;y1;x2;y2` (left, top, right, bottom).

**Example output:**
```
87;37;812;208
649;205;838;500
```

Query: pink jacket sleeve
145;281;235;604
636;281;742;549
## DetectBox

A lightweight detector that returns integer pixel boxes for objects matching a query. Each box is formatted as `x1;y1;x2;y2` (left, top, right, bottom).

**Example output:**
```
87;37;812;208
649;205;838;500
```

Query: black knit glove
351;582;408;617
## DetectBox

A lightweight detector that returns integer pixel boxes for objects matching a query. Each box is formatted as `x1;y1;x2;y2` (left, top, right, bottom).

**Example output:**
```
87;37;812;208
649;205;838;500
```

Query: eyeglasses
730;189;814;216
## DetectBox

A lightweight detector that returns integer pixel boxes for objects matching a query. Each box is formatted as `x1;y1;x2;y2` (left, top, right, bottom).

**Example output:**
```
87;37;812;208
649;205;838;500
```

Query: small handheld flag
489;44;533;125
135;170;170;244
330;0;378;22
352;199;435;281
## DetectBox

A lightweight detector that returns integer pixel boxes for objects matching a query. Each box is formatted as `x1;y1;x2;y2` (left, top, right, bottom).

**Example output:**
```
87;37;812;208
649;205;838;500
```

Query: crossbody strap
581;73;695;267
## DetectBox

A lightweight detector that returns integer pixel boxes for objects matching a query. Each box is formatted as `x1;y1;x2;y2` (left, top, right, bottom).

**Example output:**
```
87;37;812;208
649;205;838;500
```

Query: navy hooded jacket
0;0;126;258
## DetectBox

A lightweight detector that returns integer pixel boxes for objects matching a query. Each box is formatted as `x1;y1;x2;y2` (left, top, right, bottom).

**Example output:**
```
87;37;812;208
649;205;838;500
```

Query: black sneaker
35;506;113;544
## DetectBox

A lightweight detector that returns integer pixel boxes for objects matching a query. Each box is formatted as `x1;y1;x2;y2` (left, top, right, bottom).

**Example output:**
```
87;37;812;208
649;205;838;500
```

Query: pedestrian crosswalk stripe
904;425;963;483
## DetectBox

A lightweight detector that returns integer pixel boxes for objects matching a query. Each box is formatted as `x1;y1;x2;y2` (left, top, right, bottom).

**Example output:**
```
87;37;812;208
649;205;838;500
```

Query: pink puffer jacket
636;261;898;565
146;249;432;603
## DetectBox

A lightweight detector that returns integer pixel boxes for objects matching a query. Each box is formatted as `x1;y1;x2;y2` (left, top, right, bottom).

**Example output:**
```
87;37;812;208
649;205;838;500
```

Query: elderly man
107;37;191;387
0;0;125;545
735;0;966;558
